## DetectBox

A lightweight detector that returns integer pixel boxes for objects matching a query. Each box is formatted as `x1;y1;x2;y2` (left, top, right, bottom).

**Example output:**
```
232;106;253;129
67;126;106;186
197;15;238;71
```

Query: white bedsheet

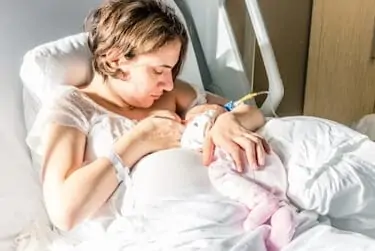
260;116;375;238
16;116;375;250
16;209;375;251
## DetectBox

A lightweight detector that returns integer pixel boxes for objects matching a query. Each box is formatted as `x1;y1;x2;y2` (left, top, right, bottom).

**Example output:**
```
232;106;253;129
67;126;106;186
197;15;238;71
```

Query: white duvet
17;116;375;251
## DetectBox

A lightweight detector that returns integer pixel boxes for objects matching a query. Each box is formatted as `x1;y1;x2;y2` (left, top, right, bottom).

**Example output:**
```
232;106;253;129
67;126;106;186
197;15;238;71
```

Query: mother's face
111;39;182;108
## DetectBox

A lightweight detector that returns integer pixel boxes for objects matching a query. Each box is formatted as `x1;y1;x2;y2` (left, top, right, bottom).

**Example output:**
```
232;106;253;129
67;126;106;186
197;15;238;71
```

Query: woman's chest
83;96;177;161
93;92;178;121
84;113;135;161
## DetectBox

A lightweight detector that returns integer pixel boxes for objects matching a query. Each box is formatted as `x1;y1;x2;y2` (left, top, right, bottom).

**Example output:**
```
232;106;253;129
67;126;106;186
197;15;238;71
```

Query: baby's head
184;104;226;123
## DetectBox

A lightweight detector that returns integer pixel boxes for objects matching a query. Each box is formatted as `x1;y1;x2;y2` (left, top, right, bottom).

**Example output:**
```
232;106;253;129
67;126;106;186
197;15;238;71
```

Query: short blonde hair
85;0;188;80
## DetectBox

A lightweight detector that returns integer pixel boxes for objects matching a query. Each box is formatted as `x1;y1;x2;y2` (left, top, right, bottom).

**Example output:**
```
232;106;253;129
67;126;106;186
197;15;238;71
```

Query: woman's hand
202;112;270;173
133;111;185;153
148;110;182;122
114;110;185;167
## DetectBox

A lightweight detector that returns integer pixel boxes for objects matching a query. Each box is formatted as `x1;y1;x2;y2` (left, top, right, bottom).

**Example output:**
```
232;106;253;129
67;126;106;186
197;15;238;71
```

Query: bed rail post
175;0;255;102
244;0;284;116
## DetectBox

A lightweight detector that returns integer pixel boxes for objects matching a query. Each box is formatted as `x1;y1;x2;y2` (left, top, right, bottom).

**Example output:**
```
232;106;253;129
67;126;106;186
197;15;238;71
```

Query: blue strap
223;101;235;111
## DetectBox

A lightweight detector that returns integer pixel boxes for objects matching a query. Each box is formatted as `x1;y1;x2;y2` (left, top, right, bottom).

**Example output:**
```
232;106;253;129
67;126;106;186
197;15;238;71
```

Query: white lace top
26;84;208;230
27;83;207;162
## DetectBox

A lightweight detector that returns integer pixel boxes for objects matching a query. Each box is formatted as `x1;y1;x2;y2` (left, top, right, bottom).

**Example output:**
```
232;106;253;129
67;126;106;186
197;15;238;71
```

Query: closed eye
153;68;163;75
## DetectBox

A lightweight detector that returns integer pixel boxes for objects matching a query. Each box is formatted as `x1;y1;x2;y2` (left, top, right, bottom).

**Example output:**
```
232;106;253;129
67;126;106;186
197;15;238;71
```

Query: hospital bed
2;0;375;250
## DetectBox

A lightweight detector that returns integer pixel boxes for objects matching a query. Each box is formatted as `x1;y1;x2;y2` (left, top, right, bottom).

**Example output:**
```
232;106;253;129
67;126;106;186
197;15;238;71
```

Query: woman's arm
175;79;269;171
174;79;266;130
42;124;148;231
205;92;265;131
229;104;265;131
42;114;183;231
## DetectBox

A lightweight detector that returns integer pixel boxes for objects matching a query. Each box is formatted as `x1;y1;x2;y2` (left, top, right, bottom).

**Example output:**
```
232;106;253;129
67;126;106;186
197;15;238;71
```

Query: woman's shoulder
49;86;87;104
47;86;96;118
173;80;207;112
26;87;94;155
34;86;100;135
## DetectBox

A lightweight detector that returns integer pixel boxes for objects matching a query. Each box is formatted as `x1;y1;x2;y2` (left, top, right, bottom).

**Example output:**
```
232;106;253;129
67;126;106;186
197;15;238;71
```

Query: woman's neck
83;72;132;109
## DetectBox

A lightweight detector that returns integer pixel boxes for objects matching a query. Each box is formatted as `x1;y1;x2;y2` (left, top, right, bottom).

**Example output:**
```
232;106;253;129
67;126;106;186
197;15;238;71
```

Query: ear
105;48;122;68
106;48;131;80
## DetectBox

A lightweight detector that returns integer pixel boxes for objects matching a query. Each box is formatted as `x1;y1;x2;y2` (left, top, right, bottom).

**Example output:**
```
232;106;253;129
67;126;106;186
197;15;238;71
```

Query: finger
249;132;271;154
170;139;181;148
172;123;186;147
247;134;266;167
225;140;244;173
154;115;181;124
151;111;181;122
240;133;266;169
256;141;266;169
262;138;271;154
233;136;256;171
163;118;185;135
249;133;271;155
172;113;182;123
202;135;215;166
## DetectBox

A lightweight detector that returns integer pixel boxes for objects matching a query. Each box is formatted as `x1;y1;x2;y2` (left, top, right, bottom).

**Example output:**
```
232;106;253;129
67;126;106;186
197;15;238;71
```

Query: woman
31;0;269;235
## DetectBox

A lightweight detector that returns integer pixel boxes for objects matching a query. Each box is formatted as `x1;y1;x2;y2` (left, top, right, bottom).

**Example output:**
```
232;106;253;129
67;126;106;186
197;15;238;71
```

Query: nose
160;71;174;91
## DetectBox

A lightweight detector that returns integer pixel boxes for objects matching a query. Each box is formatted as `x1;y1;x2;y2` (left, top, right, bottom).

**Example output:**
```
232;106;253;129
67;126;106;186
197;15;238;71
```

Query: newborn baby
181;104;297;251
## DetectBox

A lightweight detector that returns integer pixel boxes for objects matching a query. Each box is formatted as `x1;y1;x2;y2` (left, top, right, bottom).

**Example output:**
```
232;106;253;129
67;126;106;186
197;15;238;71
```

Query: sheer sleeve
187;83;208;108
26;88;90;157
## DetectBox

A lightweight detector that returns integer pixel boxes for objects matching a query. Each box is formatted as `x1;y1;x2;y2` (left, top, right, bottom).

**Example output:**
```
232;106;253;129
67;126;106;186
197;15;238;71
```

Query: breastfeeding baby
180;104;297;251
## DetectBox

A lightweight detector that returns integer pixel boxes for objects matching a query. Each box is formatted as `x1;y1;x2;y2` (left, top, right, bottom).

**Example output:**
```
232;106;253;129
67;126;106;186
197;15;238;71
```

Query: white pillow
20;33;91;128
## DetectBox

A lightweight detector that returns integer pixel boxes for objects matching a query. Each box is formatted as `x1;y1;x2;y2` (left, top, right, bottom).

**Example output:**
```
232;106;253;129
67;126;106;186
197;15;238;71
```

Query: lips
151;94;162;99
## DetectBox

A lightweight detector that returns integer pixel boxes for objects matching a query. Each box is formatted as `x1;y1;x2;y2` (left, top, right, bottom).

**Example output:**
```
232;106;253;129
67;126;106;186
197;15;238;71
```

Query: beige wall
227;0;312;116
304;0;375;125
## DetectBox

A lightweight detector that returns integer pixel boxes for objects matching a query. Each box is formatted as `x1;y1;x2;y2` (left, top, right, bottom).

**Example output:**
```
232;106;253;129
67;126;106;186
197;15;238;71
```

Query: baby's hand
185;104;226;122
